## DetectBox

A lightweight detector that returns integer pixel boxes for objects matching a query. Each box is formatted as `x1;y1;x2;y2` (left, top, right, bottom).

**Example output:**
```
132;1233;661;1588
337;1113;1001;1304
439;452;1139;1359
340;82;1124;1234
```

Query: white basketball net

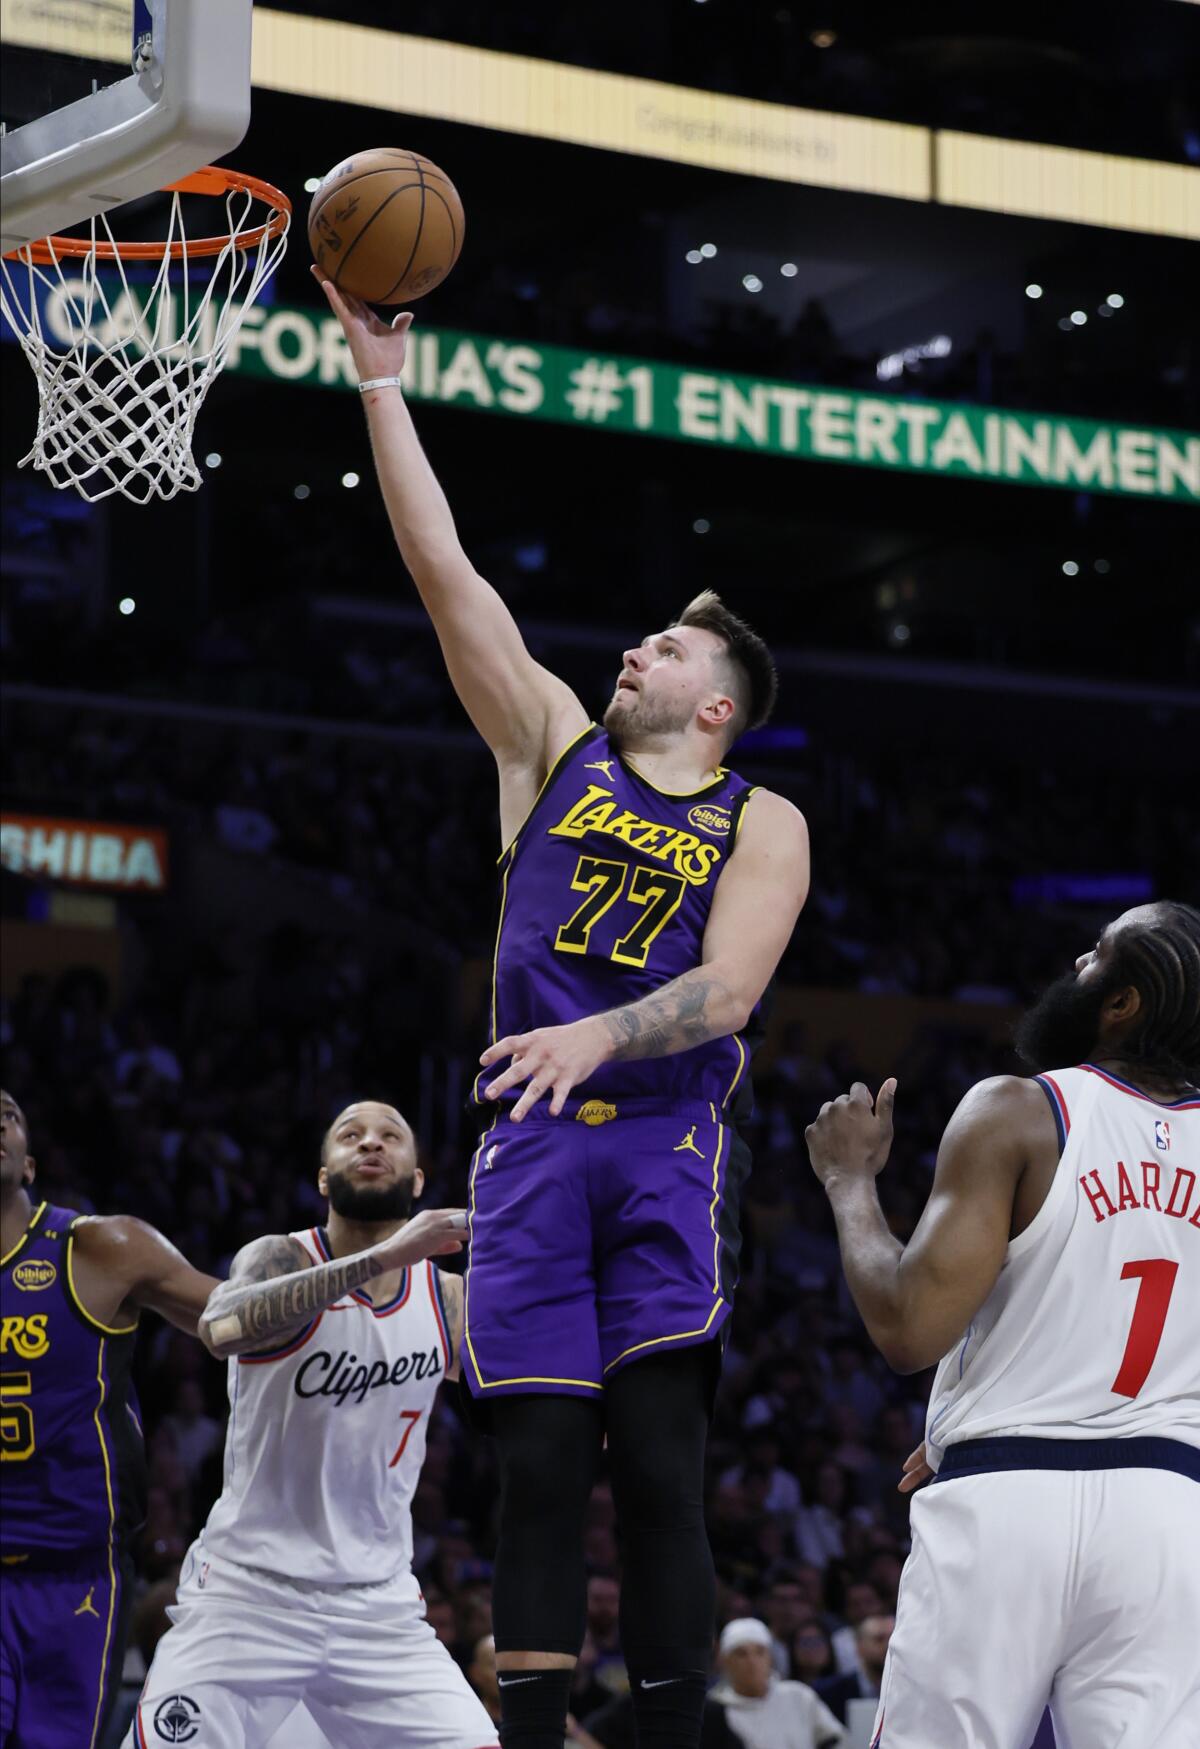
0;181;290;504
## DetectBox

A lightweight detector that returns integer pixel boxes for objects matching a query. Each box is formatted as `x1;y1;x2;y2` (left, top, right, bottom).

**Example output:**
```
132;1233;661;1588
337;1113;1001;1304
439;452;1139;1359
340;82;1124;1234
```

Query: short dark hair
673;590;778;745
1110;901;1200;1084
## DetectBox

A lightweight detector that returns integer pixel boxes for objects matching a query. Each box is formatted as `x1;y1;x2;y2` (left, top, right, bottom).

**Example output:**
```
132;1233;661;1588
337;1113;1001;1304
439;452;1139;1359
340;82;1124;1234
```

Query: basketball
307;148;464;304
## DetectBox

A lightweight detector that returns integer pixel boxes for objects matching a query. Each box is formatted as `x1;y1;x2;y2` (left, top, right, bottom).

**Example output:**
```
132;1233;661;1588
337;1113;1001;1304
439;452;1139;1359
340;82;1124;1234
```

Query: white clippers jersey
202;1228;454;1588
926;1065;1200;1468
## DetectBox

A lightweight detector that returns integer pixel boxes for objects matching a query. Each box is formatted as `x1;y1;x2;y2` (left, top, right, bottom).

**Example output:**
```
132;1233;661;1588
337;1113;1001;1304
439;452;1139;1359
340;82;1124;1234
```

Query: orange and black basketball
307;149;464;304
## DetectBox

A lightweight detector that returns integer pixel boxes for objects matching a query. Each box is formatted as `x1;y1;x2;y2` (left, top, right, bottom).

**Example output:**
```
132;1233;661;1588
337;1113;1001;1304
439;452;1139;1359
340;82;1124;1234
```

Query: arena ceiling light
780;262;799;277
699;243;718;259
685;249;704;264
1025;283;1043;299
742;274;763;292
1106;293;1125;308
1070;310;1088;325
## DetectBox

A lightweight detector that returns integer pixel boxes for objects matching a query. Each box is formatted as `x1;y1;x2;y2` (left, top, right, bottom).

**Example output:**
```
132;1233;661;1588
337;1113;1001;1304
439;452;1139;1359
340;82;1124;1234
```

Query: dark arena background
1;4;1197;1747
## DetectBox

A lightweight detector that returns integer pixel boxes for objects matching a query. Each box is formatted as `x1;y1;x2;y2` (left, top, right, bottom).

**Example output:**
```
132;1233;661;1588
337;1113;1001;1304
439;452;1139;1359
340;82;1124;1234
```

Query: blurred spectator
160;1378;222;1482
721;1424;803;1515
791;1621;836;1687
760;1574;815;1676
830;1585;887;1676
115;1014;182;1091
814;1614;895;1725
711;1619;846;1748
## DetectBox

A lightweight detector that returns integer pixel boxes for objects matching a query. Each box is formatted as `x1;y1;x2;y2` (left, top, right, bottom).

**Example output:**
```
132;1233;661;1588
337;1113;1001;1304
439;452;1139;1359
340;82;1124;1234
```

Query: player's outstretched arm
806;1076;1052;1373
479;790;809;1120
313;267;587;773
71;1216;219;1335
200;1210;467;1359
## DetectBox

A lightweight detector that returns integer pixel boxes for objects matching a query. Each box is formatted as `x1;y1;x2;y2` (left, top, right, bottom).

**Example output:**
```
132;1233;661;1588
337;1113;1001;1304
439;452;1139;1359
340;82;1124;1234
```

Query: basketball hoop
0;167;291;504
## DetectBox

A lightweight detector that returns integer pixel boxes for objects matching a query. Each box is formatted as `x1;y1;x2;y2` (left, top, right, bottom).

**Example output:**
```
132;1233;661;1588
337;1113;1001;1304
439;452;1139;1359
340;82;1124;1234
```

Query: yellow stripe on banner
3;8;1195;237
249;15;929;203
938;131;1200;242
89;1339;118;1749
0;1201;46;1269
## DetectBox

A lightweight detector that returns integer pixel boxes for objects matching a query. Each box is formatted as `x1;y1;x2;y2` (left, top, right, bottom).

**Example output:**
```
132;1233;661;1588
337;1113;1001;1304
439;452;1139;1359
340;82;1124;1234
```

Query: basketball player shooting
316;270;810;1749
806;902;1200;1748
0;1089;220;1749
127;1101;497;1749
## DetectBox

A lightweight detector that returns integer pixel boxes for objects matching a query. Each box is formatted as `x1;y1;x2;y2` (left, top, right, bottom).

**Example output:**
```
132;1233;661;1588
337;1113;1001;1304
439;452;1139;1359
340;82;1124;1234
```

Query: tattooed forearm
599;969;743;1062
200;1235;382;1357
440;1271;464;1376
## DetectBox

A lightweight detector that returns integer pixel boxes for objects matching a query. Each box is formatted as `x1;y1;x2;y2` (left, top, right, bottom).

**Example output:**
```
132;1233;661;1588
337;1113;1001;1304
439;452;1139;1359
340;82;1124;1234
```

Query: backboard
1;0;252;253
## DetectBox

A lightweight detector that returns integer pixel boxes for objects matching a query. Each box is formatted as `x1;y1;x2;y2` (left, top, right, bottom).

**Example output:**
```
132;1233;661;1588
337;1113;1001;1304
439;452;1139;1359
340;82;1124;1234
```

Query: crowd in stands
3;597;1186;1748
6;661;1174;1749
5;686;1196;1001
6;925;995;1745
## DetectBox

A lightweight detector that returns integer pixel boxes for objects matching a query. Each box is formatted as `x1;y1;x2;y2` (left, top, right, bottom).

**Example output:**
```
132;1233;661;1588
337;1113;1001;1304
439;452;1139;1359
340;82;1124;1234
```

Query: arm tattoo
441;1272;464;1370
203;1234;382;1355
599;969;739;1062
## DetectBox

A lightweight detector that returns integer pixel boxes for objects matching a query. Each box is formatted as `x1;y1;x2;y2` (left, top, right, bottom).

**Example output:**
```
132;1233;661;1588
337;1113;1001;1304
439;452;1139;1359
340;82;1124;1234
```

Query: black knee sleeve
490;1393;604;1655
605;1345;717;1661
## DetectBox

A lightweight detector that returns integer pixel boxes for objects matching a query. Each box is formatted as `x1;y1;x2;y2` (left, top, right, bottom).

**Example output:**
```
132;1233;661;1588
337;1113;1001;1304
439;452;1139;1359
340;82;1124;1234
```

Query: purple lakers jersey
0;1202;145;1561
475;725;761;1111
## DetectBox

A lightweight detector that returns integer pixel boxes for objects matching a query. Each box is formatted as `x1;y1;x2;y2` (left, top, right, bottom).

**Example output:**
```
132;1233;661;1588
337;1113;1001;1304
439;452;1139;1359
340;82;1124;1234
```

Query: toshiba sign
1;816;169;891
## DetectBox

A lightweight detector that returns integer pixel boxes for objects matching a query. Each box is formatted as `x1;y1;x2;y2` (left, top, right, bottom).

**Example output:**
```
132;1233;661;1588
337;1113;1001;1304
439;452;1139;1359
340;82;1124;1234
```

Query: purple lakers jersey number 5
475;725;761;1112
1;1202;145;1562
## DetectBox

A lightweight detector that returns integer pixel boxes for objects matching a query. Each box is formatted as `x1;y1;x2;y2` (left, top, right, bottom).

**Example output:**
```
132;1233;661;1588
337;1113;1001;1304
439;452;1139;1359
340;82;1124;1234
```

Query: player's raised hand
375;1208;468;1269
311;263;413;380
480;1016;612;1122
805;1078;898;1186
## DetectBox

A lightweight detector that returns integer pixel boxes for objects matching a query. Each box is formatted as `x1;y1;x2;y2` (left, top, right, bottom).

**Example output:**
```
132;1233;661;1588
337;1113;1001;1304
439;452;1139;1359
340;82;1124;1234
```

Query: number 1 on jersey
1111;1258;1178;1398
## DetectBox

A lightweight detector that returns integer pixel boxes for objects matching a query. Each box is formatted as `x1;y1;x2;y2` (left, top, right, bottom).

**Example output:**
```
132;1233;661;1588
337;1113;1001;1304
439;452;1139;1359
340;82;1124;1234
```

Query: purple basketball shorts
0;1555;130;1749
463;1098;745;1400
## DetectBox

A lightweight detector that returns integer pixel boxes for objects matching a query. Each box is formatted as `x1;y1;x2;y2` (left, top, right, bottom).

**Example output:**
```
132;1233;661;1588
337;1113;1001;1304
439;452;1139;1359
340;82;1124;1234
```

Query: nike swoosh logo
497;1675;542;1687
640;1678;682;1689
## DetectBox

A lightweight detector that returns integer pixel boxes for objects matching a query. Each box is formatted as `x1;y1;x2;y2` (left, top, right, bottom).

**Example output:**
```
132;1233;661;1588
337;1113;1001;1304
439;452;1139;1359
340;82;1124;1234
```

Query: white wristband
357;375;405;394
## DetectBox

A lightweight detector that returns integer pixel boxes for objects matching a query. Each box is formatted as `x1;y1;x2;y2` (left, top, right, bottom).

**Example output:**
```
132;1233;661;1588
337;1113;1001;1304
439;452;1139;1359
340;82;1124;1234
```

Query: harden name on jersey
1079;1156;1199;1225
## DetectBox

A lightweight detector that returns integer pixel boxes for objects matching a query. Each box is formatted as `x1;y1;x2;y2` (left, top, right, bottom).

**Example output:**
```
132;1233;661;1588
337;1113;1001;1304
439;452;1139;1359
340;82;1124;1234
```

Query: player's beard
603;689;694;749
326;1170;415;1223
1013;968;1115;1072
